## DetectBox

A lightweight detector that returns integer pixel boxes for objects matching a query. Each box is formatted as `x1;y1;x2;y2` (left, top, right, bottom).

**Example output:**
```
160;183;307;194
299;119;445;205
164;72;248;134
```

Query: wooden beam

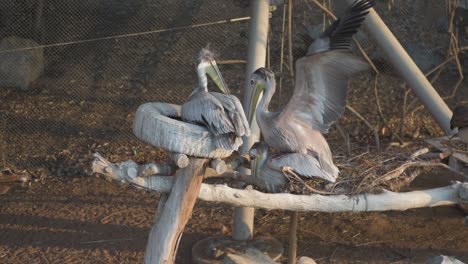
144;158;208;264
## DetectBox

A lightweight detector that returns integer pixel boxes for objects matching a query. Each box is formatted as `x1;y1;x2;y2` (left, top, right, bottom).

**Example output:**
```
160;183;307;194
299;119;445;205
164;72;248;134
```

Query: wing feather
268;152;337;182
181;92;235;135
211;92;251;137
279;51;369;133
307;0;374;55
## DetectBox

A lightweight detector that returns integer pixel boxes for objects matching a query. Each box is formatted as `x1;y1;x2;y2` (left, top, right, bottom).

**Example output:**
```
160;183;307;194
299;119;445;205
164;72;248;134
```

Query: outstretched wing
268;152;338;182
307;0;374;55
278;0;373;134
279;52;369;134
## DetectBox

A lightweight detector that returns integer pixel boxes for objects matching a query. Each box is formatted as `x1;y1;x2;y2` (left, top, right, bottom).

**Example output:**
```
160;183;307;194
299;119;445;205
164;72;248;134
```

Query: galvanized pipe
348;0;455;135
233;0;270;241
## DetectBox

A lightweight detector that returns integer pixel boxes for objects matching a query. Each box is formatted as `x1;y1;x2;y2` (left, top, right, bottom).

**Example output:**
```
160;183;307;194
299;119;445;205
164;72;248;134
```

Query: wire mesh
0;0;466;176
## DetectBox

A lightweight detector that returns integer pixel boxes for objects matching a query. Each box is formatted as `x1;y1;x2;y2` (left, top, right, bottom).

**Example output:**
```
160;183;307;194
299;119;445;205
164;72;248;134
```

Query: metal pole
232;0;270;241
349;1;455;135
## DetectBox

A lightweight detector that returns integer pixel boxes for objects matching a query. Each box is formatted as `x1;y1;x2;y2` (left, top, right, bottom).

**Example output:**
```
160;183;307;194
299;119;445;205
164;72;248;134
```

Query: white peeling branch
91;152;175;180
91;154;468;212
197;183;466;212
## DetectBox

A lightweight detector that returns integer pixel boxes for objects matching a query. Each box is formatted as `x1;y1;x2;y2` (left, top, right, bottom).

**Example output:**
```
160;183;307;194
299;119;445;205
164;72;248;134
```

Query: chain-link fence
0;0;466;176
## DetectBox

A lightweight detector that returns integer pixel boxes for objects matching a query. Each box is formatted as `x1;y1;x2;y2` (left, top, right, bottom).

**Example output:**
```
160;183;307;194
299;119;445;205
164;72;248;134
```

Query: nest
283;144;452;196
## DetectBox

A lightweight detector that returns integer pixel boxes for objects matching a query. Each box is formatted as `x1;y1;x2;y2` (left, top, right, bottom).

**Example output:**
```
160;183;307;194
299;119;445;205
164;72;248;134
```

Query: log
91;155;468;212
210;159;227;175
144;158;208;264
91;153;175;180
168;153;189;168
139;163;175;177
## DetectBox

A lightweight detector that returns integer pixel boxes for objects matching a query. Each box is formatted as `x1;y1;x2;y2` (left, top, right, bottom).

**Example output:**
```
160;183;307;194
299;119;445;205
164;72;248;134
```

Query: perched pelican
250;142;336;192
249;0;374;181
451;105;468;143
181;48;250;151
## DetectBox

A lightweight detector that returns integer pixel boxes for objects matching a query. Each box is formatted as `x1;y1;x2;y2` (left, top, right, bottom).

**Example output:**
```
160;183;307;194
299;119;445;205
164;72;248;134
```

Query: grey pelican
181;48;250;151
248;0;374;181
250;142;336;192
451;105;468;143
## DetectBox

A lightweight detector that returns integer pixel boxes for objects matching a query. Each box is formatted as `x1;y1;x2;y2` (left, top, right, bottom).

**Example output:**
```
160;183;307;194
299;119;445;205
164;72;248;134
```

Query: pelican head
248;68;276;124
249;141;269;179
196;48;230;94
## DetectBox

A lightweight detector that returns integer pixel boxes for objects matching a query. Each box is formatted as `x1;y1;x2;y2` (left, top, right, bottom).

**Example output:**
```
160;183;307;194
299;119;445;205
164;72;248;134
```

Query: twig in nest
281;166;344;195
409;148;429;160
370;161;452;188
347;151;369;162
346;105;381;151
334;123;351;155
399;87;411;139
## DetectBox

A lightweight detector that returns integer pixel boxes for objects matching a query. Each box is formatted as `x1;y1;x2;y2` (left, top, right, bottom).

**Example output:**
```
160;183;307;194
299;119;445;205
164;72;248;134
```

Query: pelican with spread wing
181;48;250;151
248;0;374;182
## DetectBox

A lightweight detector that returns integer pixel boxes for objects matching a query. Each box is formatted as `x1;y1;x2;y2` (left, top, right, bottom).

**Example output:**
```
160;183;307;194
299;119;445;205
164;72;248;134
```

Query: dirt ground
1;170;467;264
1;0;468;263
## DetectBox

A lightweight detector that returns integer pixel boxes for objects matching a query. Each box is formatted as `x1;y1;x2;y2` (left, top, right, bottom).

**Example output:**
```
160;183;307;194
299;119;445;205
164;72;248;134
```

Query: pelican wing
279;52;369;134
268;152;337;182
211;92;251;137
307;0;374;55
181;92;235;135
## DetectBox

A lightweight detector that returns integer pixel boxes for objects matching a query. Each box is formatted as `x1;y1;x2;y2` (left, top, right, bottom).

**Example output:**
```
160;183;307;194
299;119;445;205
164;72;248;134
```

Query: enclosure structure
1;0;468;263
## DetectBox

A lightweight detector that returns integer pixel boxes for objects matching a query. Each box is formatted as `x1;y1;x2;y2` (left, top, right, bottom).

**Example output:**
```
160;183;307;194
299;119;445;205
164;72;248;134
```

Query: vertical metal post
350;1;456;135
232;0;270;241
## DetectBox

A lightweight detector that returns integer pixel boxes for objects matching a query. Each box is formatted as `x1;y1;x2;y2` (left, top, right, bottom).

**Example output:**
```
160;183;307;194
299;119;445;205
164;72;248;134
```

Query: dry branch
144;158;208;264
346;105;380;151
91;154;468;212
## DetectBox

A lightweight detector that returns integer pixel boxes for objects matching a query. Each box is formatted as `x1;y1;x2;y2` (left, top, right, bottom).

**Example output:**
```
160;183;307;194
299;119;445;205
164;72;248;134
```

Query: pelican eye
250;79;254;85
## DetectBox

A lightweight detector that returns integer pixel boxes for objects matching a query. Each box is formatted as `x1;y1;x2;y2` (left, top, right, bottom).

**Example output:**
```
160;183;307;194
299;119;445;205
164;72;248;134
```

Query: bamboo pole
235;0;270;241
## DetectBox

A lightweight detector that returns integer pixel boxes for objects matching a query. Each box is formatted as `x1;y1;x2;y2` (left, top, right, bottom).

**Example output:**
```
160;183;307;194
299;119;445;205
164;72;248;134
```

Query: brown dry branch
288;0;294;80
369;161;450;187
279;3;287;102
394;0;465;137
334;123;351;155
217;60;247;65
399;87;411;139
346;105;381;151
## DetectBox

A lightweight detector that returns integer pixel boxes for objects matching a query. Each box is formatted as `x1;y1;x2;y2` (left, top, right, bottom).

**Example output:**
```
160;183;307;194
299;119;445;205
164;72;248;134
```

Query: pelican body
250;142;336;192
181;48;250;151
249;0;374;181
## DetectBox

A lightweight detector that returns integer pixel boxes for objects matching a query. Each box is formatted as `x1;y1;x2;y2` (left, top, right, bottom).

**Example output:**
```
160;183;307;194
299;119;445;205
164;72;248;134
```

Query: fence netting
0;0;466;176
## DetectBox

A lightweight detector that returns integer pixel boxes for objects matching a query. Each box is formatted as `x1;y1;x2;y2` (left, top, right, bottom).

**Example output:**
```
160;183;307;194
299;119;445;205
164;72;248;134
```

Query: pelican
248;0;374;181
249;142;336;192
181;48;250;151
451;105;468;143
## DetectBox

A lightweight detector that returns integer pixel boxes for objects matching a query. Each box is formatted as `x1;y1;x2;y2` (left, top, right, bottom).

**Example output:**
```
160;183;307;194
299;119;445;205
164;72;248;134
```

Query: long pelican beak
248;79;264;125
205;60;230;95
